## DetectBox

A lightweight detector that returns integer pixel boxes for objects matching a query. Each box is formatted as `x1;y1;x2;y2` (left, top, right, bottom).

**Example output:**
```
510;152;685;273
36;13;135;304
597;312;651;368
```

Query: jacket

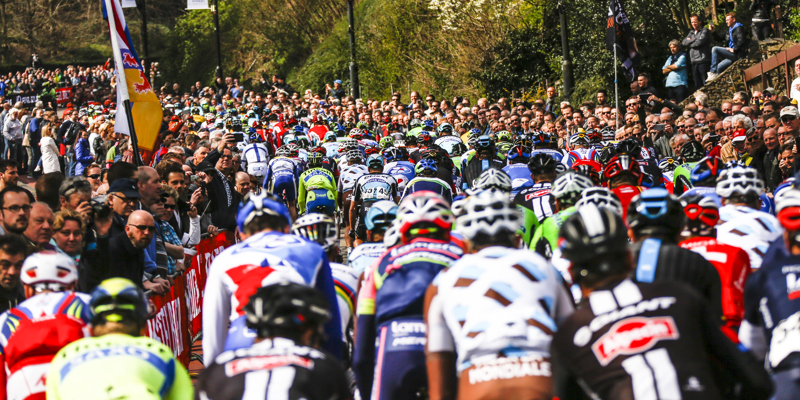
750;0;775;21
73;137;93;175
682;28;712;64
713;22;748;57
78;231;145;293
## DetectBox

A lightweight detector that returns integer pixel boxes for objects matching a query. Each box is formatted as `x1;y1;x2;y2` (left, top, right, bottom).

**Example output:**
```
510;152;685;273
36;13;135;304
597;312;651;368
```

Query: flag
606;0;640;82
103;0;163;152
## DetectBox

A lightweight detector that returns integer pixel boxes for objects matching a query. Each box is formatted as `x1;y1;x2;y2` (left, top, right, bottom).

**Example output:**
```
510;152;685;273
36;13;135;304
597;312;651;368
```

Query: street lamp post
212;0;223;78
558;0;574;101
347;0;359;98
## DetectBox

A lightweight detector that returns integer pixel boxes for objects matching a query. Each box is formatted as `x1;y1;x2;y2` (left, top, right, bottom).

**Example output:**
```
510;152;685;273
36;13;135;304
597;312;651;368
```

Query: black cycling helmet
626;187;685;238
244;281;331;340
451;142;468;157
528;153;558;174
680;140;705;163
616;138;642;158
599;146;618;166
560;204;630;284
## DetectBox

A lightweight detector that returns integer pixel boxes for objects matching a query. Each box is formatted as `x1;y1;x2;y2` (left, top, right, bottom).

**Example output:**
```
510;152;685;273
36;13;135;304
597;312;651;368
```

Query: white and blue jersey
680;186;722;207
503;163;534;198
563;148;600;168
531;149;564;163
353;173;398;205
321;142;340;157
242;142;270;177
717;204;783;270
264;157;301;201
384;161;416;193
348;242;387;276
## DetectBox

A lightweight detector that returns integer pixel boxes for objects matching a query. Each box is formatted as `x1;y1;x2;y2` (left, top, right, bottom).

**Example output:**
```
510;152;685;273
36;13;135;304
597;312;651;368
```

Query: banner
187;0;209;9
121;0;137;7
103;0;163;151
185;231;236;337
7;91;38;108
145;274;190;367
606;0;640;82
56;87;73;104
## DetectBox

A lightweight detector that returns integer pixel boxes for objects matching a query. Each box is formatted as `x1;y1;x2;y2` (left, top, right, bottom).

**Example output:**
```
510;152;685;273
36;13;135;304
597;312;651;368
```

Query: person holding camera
326;79;346;100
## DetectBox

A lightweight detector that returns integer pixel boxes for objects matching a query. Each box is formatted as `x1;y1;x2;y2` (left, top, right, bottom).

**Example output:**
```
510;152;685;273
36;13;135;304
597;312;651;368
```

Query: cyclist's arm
201;256;232;366
424;283;457;400
165;360;193;400
297;175;307;214
354;265;379;398
315;256;343;360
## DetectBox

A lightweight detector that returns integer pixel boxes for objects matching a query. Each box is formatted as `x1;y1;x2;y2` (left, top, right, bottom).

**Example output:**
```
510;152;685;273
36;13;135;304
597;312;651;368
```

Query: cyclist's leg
307;189;336;216
373;318;428;400
343;190;354;248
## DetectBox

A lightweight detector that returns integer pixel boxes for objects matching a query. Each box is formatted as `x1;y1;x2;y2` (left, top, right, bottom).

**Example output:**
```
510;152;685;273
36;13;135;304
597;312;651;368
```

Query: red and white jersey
611;185;644;221
0;291;90;400
202;236;305;366
680;237;751;330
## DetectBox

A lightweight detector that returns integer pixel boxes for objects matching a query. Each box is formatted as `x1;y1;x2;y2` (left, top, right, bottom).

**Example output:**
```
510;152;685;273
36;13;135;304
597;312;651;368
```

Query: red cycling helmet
602;154;642;183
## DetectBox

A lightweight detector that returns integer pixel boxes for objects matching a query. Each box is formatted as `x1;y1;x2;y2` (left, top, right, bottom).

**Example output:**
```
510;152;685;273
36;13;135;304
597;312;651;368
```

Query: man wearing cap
722;128;747;163
326;80;346;100
780;106;800;139
106;178;141;237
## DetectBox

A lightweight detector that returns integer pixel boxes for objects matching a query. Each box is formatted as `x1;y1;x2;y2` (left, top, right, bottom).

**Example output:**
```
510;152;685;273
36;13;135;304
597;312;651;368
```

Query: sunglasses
112;194;137;204
782;116;797;123
163;203;176;210
128;224;156;233
87;174;101;180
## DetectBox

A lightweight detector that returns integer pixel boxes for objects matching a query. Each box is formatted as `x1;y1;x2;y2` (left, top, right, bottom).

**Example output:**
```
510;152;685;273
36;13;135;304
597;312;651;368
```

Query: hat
334;80;342;85
195;160;215;173
781;106;799;118
765;87;776;95
107;178;141;199
732;129;747;143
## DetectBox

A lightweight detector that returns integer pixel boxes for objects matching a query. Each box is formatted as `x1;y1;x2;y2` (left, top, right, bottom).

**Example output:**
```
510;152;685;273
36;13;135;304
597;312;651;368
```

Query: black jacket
79;231;145;293
713;23;748;57
0;284;24;314
682;28;712;64
750;0;775;20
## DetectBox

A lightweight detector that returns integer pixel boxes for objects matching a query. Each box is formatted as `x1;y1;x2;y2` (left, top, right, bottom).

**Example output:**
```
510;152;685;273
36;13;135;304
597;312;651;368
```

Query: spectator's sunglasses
781;115;797;123
128;224;156;233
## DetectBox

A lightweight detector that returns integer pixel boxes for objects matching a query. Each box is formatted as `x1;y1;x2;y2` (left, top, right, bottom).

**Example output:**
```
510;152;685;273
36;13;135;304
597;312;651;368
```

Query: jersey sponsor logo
467;355;551;384
225;354;313;376
592;316;679;366
768;311;800;368
786;272;800;300
525;189;550;200
588;296;676;332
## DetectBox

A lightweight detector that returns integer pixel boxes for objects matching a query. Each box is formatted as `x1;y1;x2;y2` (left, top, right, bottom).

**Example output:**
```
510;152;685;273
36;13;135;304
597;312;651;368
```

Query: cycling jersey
563;148;600;169
354;238;462;400
716;205;783;269
0;292;90;400
322;142;340;157
203;231;342;364
46;333;193;400
338;164;369;194
348;242;387;276
672;162;696;195
242;142;270;178
680;237;751;333
298;168;337;215
513;183;554;248
530;206;576;258
503;163;534;198
331;262;358;339
402;177;452;204
198;337;351;400
611;185;644;221
461;156;505;190
680;186;722;207
353;174;398;204
383;161;416;193
631;238;723;321
427;247;573;398
552;279;772;400
265;157;300;202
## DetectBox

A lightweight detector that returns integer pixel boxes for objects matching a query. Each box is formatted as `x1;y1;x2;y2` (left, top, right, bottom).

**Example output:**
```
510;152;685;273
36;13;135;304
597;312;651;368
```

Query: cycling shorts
247;162;268;180
355;204;370;240
371;317;428;400
306;189;336;215
457;355;552;400
270;174;297;202
343;190;353;228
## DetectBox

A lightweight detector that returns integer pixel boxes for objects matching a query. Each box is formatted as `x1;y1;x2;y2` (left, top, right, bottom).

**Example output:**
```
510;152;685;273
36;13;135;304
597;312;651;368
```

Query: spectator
0;186;32;236
234;171;251;197
27;108;44;178
662;40;689;102
636;73;658;97
780;106;800;139
2;109;22;163
51;209;85;263
707;13;747;80
73;130;93;176
544;86;557;113
682;14;712;88
789;60;800;105
326;80;346;100
82;163;102;196
201;145;240;231
779;142;795;179
22;202;54;250
0;234;28;314
156;185;186;273
105;178;139;236
750;0;775;41
35;172;65;211
39;121;60;174
763;128;781;191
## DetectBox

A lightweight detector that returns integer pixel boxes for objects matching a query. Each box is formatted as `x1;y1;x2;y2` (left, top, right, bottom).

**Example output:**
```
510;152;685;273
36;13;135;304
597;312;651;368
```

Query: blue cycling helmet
237;192;292;232
383;147;402;163
422;119;435;130
469;128;482;137
415;158;438;175
507;144;531;163
367;154;384;169
324;132;337;142
293;125;306;135
690;156;725;187
365;200;398;231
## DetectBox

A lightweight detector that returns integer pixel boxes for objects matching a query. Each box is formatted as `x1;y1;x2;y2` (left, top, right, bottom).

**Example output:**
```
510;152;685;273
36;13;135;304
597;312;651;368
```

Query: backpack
63;122;79;146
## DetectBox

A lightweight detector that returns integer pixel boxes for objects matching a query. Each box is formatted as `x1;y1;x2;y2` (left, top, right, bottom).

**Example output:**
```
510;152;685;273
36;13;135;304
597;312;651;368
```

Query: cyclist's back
298;167;337;215
717;204;782;269
514;182;554;247
47;333;192;400
403;176;452;203
348;241;387;276
384;160;415;193
242;141;270;178
503;163;534;197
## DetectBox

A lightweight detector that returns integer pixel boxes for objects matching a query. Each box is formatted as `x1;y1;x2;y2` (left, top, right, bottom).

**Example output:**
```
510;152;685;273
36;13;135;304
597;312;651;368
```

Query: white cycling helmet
472;169;512;193
551;172;594;205
396;191;454;244
455;190;521;241
776;187;800;213
291;213;338;251
21;251;78;291
383;222;402;248
576;187;623;216
715;165;764;198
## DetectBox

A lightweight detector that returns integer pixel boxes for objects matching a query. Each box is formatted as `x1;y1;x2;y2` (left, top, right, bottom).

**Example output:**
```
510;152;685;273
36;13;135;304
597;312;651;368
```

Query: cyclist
426;190;573;400
350;154;399;246
740;187;800;399
298;150;337;216
530;132;564;164
348;200;397;276
680;156;725;206
462;135;505;191
658;157;678;193
197;283;351;400
715;165;783;269
0;251;89;400
46;278;193;400
603;153;644;220
354;192;462;400
202;192;342;364
552;205;773;400
563;133;600;169
673;140;706;195
627;188;723;320
322;131;341;156
530;172;593;258
264;146;302;219
471;168;512;194
514;153;558;247
403;159;452;204
242;131;270;183
339;150;368;251
383;147;416;193
679;195;751;339
503;143;534;197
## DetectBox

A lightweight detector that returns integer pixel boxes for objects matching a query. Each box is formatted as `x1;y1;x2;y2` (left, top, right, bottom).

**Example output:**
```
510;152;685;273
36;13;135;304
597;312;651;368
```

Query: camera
90;199;111;220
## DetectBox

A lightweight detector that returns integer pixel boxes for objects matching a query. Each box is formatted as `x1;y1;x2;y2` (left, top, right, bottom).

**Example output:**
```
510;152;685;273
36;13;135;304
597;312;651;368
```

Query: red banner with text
145;273;190;367
185;231;236;338
56;87;73;104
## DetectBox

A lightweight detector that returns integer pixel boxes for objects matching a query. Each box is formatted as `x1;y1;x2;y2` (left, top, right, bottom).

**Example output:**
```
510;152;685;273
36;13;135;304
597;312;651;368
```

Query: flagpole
105;0;142;166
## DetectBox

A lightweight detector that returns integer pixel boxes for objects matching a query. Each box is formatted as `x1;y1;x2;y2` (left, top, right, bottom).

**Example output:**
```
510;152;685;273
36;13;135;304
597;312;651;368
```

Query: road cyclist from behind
425;190;574;400
403;158;453;204
241;131;271;183
297;149;338;216
349;153;399;246
46;278;193;400
513;152;558;248
530;171;594;258
348;200;397;277
264;146;302;220
339;150;369;252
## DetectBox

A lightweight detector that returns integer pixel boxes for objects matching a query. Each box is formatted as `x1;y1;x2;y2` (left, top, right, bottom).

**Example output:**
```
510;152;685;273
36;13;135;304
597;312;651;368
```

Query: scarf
215;168;232;207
